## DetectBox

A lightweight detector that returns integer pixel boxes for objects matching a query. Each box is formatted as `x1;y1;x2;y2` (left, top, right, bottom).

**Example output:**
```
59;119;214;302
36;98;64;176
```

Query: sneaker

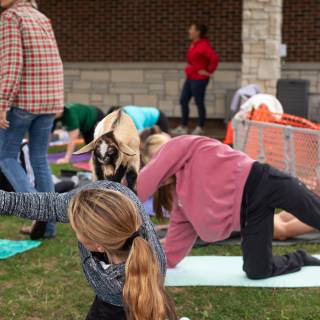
171;126;188;136
191;126;205;135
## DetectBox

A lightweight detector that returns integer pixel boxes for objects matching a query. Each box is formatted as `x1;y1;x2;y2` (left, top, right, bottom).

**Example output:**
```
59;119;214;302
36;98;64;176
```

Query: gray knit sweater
0;181;166;306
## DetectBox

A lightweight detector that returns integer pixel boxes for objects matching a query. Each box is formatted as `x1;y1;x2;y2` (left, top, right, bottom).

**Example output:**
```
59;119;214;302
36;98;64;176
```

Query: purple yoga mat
48;152;91;164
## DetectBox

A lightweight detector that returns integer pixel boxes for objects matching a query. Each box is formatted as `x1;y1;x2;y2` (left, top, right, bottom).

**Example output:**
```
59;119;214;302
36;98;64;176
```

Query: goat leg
125;168;138;192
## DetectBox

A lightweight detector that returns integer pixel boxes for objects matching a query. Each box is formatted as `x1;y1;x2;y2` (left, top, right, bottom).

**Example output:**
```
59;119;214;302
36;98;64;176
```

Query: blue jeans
0;108;55;236
180;79;209;127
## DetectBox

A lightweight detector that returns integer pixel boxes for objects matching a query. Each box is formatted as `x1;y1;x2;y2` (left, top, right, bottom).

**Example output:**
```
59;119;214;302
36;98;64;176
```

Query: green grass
1;217;320;320
1;155;320;319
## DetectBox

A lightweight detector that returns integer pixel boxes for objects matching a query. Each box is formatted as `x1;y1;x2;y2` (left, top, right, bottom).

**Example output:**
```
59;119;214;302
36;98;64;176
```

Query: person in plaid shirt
0;0;64;238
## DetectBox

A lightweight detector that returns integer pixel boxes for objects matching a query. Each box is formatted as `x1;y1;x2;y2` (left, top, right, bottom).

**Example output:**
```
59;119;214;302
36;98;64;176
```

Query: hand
198;69;210;77
0;111;9;129
56;157;70;164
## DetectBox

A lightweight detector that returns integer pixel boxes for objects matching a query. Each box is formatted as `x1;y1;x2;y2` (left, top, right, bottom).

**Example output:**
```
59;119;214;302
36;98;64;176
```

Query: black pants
156;110;169;133
180;79;209;127
86;296;126;320
82;108;105;144
241;162;320;279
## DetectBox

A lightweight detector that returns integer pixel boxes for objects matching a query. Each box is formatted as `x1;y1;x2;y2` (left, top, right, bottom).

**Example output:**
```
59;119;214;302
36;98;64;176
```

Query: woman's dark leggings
86;296;126;320
180;79;209;127
156;110;169;133
241;162;320;279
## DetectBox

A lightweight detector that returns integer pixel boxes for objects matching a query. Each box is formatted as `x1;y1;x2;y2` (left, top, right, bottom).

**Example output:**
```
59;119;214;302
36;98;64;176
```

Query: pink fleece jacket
137;136;254;268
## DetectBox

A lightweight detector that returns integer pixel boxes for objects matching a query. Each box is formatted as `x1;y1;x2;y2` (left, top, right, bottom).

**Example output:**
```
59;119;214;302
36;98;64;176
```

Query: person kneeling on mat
54;103;106;164
0;182;176;320
107;105;169;133
138;134;320;279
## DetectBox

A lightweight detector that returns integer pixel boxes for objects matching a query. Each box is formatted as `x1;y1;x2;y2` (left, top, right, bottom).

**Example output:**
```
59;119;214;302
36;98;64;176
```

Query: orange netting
249;104;320;130
233;110;320;195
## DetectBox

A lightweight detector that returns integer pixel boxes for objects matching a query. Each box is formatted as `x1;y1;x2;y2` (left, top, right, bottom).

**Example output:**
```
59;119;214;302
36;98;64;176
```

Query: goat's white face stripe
99;141;109;158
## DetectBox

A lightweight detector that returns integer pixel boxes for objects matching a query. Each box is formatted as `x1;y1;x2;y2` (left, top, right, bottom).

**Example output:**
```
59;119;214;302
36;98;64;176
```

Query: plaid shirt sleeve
0;13;23;111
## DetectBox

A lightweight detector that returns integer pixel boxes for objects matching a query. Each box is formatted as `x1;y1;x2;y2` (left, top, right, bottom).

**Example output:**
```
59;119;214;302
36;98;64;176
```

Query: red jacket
185;38;219;80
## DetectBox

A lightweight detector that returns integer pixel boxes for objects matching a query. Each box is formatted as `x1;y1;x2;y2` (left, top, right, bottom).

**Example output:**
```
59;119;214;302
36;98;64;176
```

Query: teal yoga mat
0;239;41;259
165;255;320;288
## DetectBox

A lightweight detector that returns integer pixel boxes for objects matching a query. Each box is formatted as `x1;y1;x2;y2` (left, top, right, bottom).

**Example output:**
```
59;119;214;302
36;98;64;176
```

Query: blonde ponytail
68;189;177;320
124;236;177;320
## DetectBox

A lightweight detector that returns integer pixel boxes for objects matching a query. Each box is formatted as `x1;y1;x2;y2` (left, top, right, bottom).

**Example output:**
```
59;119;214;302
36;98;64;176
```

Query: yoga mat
165;255;320;288
157;230;320;247
0;239;41;259
48;152;91;164
73;162;91;171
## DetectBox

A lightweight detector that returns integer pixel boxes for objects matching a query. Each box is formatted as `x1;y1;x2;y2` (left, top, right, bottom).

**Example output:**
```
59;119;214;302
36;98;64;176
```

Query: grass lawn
1;156;320;319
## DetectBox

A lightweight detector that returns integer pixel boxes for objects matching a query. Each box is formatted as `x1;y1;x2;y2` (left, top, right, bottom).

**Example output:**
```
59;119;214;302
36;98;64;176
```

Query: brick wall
1;1;320;62
283;0;320;62
37;0;242;62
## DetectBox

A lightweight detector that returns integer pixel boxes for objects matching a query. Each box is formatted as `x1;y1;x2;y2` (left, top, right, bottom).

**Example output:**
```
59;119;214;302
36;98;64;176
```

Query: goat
74;110;140;191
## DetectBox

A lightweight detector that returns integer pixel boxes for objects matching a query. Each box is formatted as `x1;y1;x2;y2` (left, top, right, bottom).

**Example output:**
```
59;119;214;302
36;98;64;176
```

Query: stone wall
64;62;241;119
242;0;283;95
64;62;320;120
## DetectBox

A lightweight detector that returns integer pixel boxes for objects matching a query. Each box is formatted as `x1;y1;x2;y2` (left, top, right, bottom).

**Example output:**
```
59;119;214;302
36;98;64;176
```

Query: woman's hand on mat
0;111;9;129
198;69;210;77
160;238;166;245
57;157;70;164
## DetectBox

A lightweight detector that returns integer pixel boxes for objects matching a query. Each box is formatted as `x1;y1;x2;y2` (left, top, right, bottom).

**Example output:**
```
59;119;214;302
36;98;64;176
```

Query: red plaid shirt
0;2;64;113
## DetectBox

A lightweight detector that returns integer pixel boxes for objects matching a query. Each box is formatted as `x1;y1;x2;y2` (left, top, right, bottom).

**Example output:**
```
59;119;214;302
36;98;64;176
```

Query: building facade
37;0;320;119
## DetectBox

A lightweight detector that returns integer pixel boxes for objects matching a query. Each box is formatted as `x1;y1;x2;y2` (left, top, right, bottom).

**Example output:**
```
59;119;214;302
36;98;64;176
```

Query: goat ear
73;141;95;155
118;143;136;156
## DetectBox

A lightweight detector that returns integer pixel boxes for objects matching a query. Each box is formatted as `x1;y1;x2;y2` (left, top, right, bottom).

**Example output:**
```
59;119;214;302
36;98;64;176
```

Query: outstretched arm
0;190;74;223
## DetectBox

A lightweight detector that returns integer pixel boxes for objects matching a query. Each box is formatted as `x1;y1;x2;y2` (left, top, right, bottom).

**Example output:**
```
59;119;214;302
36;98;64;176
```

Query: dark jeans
180;79;209;127
86;296;126;320
156;110;169;133
0;107;55;236
82;108;105;144
241;162;320;279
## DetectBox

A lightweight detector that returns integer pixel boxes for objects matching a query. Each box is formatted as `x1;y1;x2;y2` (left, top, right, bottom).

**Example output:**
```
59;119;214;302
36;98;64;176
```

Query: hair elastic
121;230;141;251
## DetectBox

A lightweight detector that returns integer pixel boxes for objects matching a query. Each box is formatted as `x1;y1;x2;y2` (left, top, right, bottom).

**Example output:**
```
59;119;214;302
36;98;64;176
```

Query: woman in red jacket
172;23;219;136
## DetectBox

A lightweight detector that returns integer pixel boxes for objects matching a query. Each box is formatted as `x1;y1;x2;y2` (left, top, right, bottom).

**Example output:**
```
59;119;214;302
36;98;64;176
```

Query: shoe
171;126;188;136
191;126;205;135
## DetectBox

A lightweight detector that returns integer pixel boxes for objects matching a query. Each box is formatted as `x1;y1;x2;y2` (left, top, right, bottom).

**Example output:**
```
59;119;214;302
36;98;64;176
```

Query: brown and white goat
74;110;140;191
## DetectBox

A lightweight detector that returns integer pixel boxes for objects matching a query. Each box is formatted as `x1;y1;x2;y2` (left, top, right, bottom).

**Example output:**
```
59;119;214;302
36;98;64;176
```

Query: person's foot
191;126;205;135
20;225;33;235
171;126;188;136
297;249;320;266
20;221;56;239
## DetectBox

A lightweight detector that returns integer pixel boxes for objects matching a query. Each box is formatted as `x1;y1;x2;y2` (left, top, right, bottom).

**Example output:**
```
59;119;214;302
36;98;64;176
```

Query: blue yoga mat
0;239;41;259
165;255;320;288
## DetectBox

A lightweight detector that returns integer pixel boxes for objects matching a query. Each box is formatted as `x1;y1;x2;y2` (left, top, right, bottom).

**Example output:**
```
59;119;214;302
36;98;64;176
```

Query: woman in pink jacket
137;135;320;279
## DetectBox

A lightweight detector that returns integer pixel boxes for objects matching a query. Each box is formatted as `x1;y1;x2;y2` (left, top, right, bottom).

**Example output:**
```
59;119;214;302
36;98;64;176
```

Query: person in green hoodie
54;103;105;164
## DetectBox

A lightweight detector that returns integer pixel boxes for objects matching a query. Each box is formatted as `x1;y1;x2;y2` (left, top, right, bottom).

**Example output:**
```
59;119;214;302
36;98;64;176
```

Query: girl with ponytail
69;188;176;320
0;181;176;319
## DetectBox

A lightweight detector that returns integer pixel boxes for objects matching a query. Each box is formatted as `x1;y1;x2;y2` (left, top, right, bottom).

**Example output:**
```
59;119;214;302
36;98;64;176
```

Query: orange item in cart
250;105;320;130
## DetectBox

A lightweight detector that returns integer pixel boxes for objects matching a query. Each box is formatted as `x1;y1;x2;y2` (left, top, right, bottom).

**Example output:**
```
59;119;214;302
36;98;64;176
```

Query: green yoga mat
165;255;320;288
0;239;41;259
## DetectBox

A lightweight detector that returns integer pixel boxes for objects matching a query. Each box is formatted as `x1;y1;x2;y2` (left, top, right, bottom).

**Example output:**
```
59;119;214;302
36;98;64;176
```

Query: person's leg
0;108;36;192
266;165;320;230
86;296;126;320
190;79;209;128
274;214;316;240
28;114;56;237
156;110;169;133
241;163;320;279
82;129;94;145
179;79;192;127
82;108;105;144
